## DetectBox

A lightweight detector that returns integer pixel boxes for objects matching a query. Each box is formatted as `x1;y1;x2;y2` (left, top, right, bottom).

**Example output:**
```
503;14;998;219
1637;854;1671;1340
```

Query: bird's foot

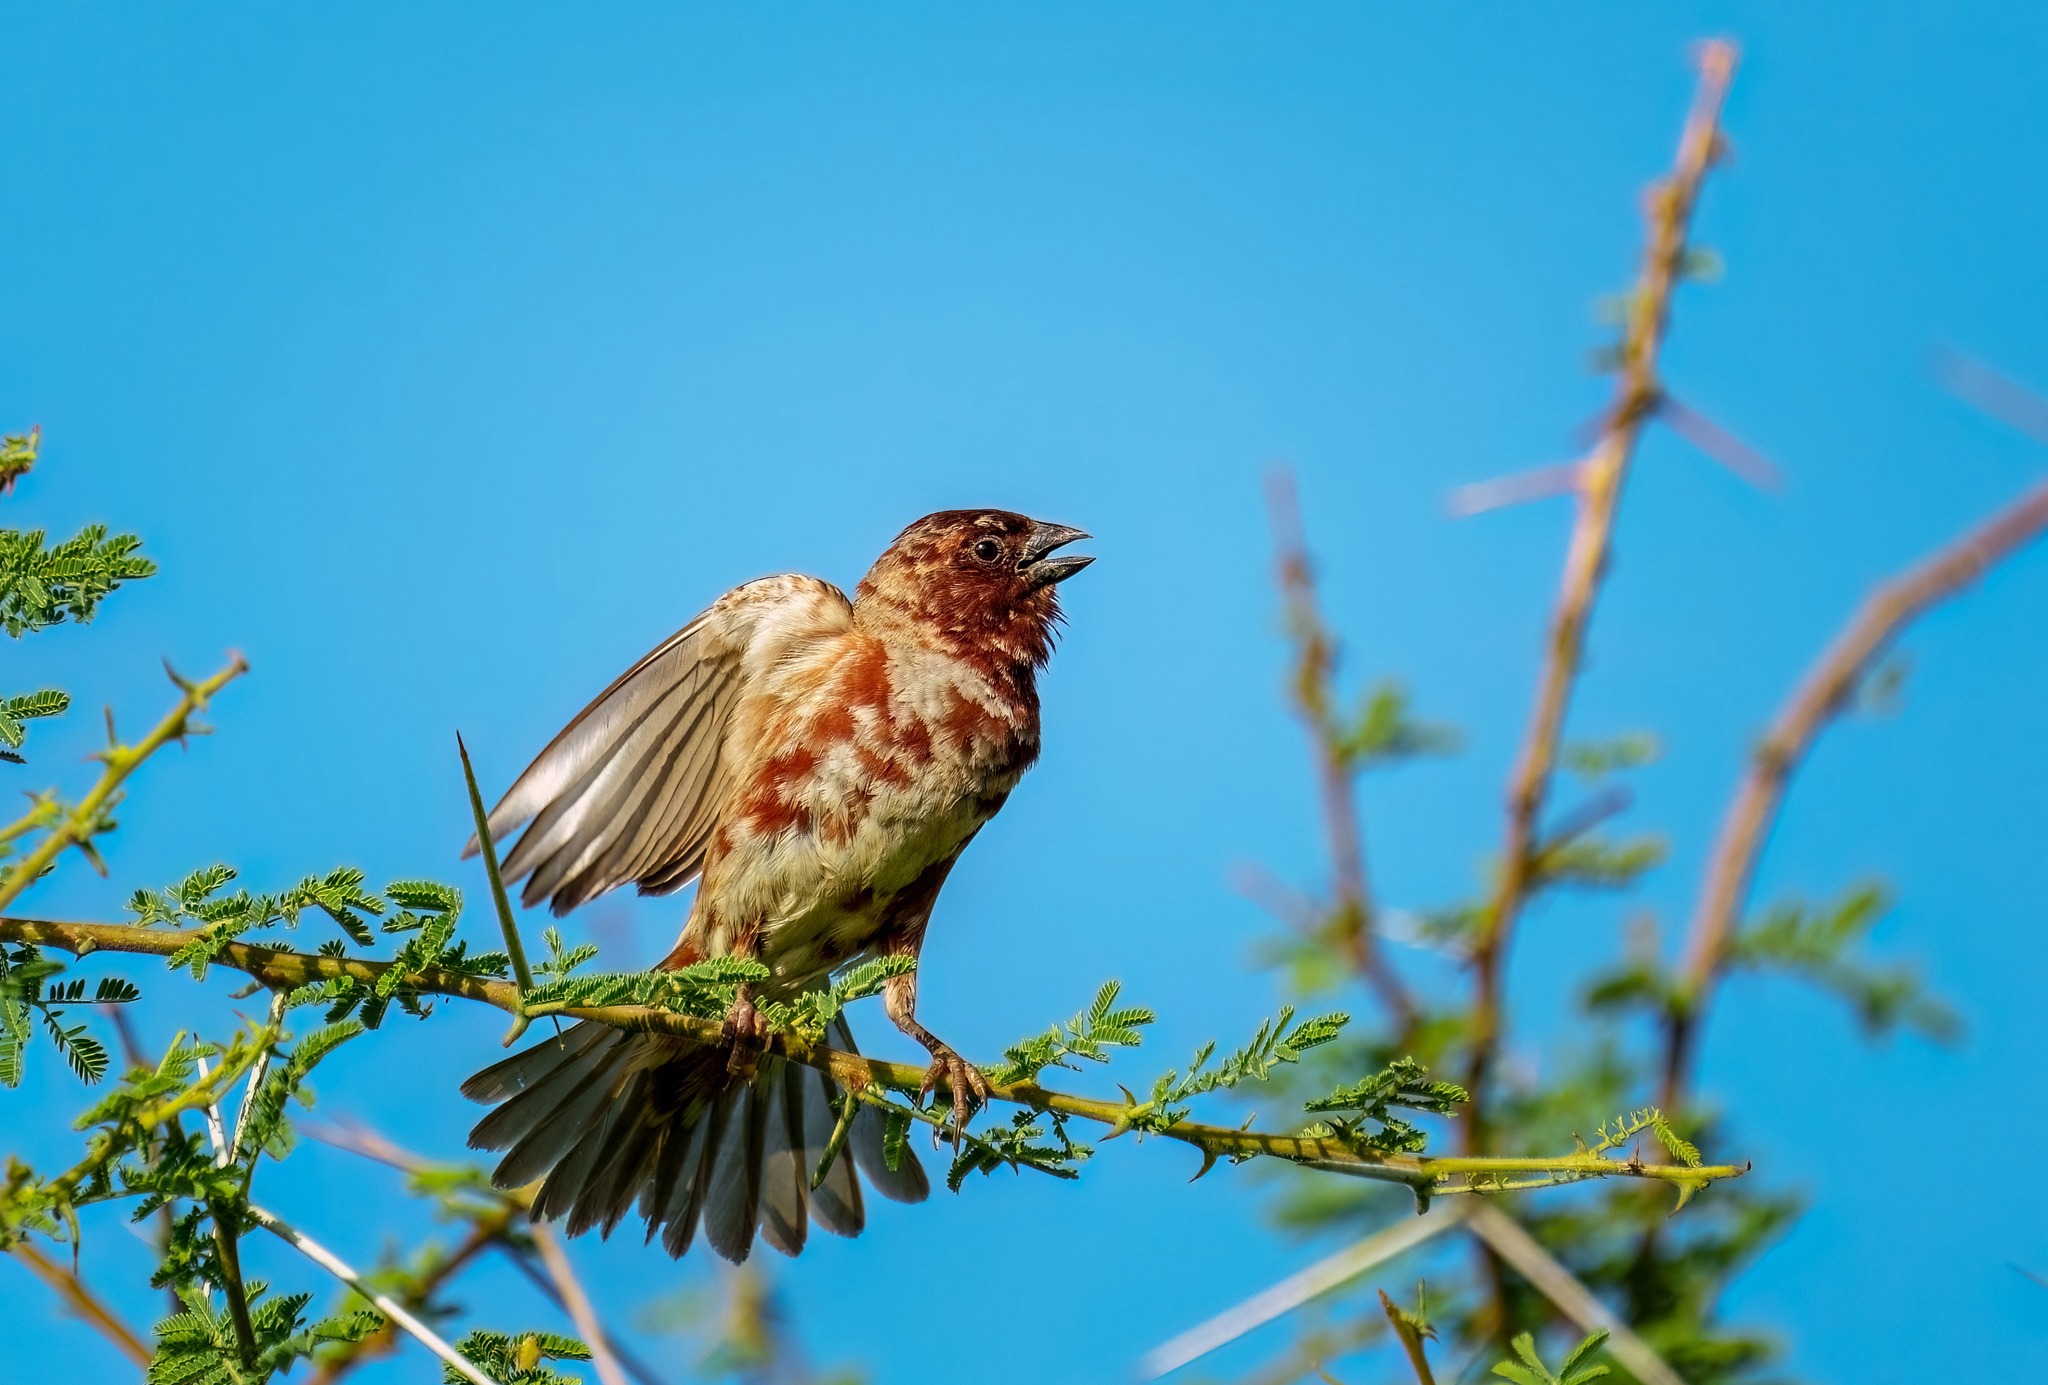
722;990;769;1079
917;1042;992;1144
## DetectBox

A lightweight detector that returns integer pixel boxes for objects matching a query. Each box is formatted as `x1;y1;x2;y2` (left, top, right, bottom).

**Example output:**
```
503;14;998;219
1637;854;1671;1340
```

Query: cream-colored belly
701;786;996;996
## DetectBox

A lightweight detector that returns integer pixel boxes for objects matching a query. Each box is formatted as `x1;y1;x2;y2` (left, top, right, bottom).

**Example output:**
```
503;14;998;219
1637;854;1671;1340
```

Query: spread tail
461;1015;927;1261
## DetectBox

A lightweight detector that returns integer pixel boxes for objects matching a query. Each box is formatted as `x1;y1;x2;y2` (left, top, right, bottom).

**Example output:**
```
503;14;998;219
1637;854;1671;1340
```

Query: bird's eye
971;538;1004;563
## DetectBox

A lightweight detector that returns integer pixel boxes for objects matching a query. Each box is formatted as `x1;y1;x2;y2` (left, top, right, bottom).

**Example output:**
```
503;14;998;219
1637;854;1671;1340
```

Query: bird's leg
881;932;989;1142
720;918;770;1079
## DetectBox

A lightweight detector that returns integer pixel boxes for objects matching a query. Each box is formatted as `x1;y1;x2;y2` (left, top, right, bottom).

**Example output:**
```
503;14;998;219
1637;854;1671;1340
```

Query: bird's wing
466;574;853;915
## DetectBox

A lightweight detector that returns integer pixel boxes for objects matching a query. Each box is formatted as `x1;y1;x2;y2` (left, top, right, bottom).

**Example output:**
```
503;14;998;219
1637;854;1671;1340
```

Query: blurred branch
1664;472;2048;1107
1464;1202;1684;1385
1266;469;1418;1032
530;1223;629;1385
304;1121;671;1385
248;1202;497;1385
1934;345;2048;444
1464;39;1738;1147
1655;395;1784;492
1138;1205;1468;1379
7;1240;151;1366
309;1214;511;1383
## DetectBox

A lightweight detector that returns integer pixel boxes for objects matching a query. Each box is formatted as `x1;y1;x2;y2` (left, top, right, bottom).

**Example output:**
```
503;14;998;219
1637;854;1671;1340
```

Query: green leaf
0;522;155;638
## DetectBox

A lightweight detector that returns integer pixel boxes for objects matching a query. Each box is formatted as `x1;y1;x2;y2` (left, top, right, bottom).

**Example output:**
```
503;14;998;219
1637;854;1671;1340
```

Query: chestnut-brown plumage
460;510;1090;1261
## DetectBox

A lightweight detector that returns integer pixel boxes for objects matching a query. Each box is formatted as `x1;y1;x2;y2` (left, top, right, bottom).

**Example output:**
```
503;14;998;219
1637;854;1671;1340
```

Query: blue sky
6;4;2047;1381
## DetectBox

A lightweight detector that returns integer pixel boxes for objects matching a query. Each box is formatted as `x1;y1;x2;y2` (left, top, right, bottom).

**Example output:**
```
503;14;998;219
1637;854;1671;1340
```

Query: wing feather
467;575;851;916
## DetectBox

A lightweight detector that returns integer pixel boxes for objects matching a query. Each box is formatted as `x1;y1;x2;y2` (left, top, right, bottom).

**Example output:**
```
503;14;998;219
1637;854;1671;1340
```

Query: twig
304;1120;675;1385
7;1240;152;1365
0;655;248;912
229;989;290;1163
1137;1205;1468;1378
1379;1287;1437;1385
1934;346;2048;444
530;1223;630;1385
192;1054;231;1163
1662;475;2048;1107
308;1213;513;1384
1265;468;1417;1031
1463;1201;1685;1385
1;912;1744;1200
248;1203;498;1385
194;1049;260;1365
1464;38;1738;1145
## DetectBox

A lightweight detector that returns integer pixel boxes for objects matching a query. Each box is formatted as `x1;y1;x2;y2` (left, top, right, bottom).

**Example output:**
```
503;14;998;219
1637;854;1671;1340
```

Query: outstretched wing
466;574;853;915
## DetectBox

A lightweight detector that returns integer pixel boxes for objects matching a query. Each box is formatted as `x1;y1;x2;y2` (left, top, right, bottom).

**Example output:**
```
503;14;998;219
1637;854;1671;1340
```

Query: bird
458;509;1091;1262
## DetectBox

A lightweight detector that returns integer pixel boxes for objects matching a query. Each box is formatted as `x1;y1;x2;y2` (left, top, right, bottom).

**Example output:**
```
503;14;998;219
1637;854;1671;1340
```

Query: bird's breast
688;632;1039;982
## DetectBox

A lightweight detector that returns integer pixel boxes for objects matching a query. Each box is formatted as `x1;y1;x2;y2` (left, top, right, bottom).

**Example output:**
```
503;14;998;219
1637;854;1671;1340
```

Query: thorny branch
1454;37;1738;1346
1662;475;2048;1108
0;913;1744;1203
1266;468;1419;1033
1464;39;1738;1145
0;654;249;913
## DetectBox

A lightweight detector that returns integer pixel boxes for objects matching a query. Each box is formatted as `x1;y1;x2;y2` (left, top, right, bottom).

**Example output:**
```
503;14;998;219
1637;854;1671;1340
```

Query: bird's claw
722;991;769;1079
918;1045;991;1144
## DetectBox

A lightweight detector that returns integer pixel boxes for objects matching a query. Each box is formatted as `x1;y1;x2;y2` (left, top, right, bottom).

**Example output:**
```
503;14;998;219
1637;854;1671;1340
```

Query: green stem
456;733;532;994
0;914;1748;1199
210;1200;260;1367
0;656;248;913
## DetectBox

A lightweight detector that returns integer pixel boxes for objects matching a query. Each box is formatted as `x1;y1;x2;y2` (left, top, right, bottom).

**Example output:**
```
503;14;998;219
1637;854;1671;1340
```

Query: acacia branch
7;1240;151;1365
248;1203;498;1385
1662;475;2048;1107
1464;41;1738;1140
0;913;1744;1200
0;654;248;913
1265;469;1417;1033
309;1212;513;1384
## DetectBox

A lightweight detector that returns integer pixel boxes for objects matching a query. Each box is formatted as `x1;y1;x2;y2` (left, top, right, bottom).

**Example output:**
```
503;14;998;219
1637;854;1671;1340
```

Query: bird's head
855;509;1092;668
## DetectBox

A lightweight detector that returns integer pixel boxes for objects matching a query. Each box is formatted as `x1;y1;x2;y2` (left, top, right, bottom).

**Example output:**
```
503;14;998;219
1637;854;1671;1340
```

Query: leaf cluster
0;687;69;762
1491;1329;1611;1385
1133;1005;1349;1134
446;1329;592;1385
987;979;1155;1085
1334;682;1462;772
150;1280;382;1385
1;941;137;1085
0;521;155;637
1730;882;1958;1041
1300;1057;1467;1154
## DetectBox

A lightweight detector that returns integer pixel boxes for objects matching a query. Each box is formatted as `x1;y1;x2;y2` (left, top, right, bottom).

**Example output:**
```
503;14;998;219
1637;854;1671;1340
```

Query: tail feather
798;1060;865;1237
757;1067;807;1256
463;1017;926;1262
703;1086;765;1261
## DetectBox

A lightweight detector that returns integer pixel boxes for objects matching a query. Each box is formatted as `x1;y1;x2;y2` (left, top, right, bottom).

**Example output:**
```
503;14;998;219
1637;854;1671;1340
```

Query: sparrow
459;509;1091;1262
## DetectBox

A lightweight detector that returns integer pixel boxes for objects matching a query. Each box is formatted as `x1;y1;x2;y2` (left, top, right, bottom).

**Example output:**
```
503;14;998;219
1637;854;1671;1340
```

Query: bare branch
1265;468;1417;1031
7;1241;151;1366
530;1223;629;1385
1464;40;1739;1144
249;1203;498;1385
1379;1286;1438;1385
1464;1202;1686;1385
1663;475;2048;1106
1934;345;2048;444
1137;1205;1468;1379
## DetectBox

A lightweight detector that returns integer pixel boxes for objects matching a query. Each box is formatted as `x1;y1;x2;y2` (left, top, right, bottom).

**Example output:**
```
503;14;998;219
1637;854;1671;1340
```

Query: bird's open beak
1019;523;1094;588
